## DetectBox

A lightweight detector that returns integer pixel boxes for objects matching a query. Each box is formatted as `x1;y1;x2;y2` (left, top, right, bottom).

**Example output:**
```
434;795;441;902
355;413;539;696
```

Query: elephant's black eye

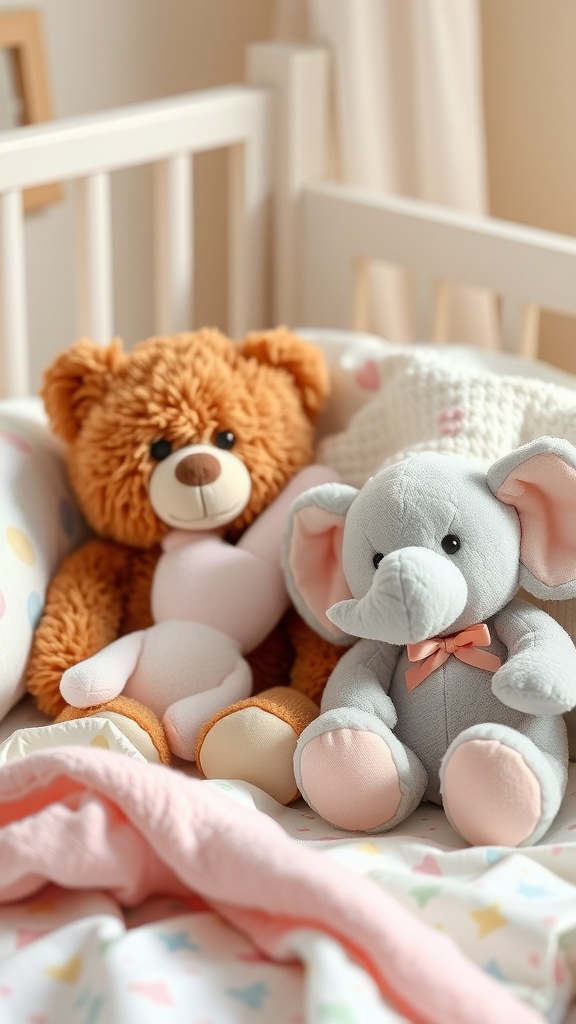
214;430;236;450
441;534;461;555
150;439;173;461
372;552;384;569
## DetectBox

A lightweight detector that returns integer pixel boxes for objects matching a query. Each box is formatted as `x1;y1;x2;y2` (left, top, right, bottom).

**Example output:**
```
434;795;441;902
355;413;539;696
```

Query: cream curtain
274;0;498;346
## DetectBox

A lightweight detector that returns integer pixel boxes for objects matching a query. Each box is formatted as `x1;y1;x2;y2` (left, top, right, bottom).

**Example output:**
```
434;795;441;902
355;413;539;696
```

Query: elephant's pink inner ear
290;505;352;635
496;453;576;586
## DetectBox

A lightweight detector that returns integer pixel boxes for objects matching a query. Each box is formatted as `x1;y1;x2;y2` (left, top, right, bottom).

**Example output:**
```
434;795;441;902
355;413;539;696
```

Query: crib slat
0;191;29;397
228;143;246;336
227;131;271;337
153;155;193;334
500;298;540;358
414;275;436;343
433;282;452;344
227;91;272;337
74;174;114;343
248;43;330;326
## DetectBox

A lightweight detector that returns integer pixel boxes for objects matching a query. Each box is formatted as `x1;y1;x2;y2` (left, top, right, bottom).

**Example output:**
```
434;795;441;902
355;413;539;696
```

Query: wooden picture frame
0;8;61;211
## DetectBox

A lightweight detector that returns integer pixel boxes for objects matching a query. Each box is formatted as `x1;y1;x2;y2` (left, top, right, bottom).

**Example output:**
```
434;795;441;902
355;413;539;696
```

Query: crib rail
0;85;271;396
300;181;576;356
3;40;576;395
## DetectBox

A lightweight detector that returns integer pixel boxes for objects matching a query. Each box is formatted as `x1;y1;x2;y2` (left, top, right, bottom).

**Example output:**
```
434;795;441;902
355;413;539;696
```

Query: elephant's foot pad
300;728;402;832
198;707;299;805
443;739;541;846
0;716;158;765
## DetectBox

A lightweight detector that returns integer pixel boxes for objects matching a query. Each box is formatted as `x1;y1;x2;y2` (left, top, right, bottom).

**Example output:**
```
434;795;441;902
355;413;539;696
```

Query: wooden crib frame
1;41;576;397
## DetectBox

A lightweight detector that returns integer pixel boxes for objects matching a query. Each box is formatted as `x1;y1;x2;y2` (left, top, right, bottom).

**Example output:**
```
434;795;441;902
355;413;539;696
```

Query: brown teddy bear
25;326;342;800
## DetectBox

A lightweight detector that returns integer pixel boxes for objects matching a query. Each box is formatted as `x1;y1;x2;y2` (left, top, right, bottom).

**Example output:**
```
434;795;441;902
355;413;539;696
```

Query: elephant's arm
320;638;400;728
492;597;576;715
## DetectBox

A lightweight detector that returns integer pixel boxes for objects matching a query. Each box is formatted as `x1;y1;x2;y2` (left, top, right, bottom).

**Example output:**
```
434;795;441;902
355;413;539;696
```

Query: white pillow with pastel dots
0;398;85;721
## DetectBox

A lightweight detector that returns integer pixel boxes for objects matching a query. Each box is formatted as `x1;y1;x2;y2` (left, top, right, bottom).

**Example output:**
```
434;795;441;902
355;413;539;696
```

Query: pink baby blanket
0;747;540;1024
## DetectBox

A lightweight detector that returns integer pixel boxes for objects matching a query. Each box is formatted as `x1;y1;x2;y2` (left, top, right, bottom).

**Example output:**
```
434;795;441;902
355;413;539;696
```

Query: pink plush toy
59;464;336;759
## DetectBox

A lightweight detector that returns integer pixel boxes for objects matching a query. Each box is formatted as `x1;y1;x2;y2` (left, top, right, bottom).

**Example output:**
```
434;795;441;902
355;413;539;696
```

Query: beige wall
481;0;576;372
1;0;272;390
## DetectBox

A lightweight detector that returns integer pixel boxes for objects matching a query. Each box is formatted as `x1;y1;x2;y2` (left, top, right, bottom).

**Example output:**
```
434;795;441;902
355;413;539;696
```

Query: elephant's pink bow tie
405;623;502;692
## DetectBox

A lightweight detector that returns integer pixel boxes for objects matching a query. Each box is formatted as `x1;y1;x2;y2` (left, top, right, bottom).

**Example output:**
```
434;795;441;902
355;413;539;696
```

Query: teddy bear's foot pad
198;706;300;804
0;715;161;765
299;728;403;832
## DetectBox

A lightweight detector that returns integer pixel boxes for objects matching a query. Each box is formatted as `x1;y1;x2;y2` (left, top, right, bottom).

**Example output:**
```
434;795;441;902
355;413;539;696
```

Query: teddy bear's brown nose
175;453;221;487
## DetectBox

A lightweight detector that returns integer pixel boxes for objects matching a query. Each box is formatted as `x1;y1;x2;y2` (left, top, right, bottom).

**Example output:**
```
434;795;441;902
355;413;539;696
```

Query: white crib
2;41;576;399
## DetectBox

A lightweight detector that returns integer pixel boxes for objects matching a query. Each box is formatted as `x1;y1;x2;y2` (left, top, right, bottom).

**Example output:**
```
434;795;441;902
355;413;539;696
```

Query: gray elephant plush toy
283;436;576;847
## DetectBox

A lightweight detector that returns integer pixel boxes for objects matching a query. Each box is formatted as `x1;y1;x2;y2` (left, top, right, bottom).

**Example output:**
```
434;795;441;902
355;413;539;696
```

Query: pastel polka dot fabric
0;398;85;721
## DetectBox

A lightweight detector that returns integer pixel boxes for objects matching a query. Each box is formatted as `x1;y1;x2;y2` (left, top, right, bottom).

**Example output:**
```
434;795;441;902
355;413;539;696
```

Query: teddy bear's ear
239;327;330;422
41;338;127;442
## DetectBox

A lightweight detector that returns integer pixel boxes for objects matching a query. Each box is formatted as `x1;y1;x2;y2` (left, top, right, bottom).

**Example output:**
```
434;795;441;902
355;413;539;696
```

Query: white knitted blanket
317;345;576;485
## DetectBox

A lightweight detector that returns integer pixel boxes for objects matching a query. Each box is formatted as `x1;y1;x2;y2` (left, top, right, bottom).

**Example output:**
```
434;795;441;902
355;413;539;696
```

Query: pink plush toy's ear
487;437;576;599
282;483;357;643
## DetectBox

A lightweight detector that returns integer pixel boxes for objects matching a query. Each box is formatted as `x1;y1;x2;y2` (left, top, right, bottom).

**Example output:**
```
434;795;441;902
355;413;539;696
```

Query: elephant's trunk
327;545;468;645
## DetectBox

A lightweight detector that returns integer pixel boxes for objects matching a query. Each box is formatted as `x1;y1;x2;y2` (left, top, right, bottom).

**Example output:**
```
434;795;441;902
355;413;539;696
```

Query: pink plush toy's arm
151;465;339;654
238;464;339;562
60;630;147;706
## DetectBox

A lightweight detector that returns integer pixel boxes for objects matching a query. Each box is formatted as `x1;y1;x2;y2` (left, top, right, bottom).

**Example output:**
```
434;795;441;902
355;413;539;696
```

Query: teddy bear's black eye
441;534;461;555
214;430;236;450
372;552;384;569
150;439;173;461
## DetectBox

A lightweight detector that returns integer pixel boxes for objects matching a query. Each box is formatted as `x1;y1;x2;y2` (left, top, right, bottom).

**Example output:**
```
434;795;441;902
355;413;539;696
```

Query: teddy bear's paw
196;687;320;804
441;722;566;847
89;712;163;762
294;709;427;833
0;716;156;765
197;707;300;805
56;696;171;764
